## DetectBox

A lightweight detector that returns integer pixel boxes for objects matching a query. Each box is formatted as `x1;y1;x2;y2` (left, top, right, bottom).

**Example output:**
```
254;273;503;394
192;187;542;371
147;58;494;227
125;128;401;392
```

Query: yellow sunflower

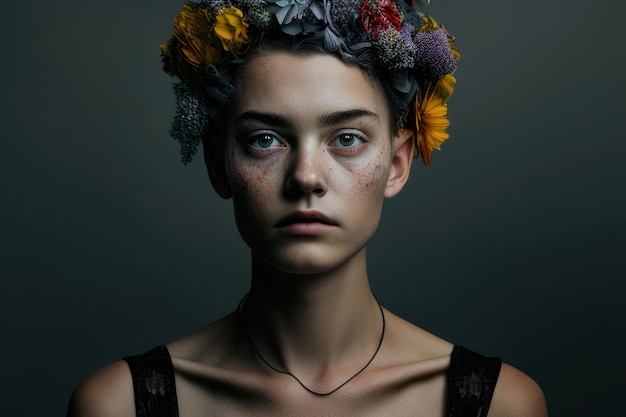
415;82;451;167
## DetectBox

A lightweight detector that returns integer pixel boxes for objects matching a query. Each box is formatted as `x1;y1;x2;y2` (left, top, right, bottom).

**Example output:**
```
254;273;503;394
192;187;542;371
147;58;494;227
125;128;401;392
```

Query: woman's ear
384;128;415;198
203;135;232;199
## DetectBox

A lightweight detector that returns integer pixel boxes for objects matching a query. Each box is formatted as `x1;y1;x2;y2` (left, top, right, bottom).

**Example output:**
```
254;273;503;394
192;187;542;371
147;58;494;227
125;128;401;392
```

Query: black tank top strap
447;345;502;417
123;345;180;417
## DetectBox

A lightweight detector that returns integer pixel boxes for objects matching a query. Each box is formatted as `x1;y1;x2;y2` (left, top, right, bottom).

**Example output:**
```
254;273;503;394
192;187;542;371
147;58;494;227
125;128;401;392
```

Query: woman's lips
276;211;337;235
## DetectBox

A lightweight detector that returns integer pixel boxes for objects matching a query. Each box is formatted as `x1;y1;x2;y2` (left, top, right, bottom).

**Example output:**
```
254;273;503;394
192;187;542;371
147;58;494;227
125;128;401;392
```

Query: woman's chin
252;245;364;277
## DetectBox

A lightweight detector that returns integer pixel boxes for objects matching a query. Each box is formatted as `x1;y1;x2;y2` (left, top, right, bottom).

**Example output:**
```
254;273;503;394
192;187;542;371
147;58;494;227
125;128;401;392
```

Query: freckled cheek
231;164;281;205
235;171;250;192
349;157;389;195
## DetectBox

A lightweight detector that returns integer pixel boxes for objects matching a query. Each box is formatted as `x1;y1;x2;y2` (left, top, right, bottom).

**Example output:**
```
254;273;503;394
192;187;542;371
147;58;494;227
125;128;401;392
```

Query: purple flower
413;28;457;80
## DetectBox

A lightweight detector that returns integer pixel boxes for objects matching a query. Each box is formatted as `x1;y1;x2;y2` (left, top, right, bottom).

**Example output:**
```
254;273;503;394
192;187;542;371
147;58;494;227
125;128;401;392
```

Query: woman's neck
240;249;384;392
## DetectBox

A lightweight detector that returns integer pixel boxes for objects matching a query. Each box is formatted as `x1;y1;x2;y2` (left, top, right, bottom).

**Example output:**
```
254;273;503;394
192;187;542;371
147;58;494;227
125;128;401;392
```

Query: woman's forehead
233;51;391;124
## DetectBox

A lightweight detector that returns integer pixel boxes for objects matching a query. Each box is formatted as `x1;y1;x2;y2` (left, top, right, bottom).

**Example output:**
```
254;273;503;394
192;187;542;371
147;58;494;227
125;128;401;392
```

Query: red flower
360;0;402;37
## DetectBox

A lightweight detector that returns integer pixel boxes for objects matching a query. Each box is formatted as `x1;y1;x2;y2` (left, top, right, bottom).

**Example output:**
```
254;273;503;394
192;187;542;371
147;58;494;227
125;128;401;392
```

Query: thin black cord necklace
237;294;386;396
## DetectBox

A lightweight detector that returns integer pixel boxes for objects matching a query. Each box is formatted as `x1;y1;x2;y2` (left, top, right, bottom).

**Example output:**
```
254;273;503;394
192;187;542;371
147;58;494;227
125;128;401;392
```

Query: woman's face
218;51;411;274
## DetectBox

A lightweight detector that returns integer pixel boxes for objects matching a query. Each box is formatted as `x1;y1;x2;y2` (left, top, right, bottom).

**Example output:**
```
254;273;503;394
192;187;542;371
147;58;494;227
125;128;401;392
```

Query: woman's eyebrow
234;111;291;127
317;109;379;127
234;109;380;129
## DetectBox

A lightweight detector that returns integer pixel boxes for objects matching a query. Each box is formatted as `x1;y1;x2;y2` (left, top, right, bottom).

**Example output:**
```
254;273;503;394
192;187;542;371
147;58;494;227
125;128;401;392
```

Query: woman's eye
248;133;283;150
331;133;365;149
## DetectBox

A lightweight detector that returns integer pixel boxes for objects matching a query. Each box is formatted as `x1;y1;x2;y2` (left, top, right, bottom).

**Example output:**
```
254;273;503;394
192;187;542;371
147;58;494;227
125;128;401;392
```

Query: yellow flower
419;15;440;32
162;4;222;83
435;74;456;103
214;6;250;55
414;83;450;167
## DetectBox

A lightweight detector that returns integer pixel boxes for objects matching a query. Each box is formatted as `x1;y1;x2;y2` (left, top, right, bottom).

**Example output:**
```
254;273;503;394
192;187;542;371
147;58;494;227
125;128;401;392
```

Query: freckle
237;172;249;192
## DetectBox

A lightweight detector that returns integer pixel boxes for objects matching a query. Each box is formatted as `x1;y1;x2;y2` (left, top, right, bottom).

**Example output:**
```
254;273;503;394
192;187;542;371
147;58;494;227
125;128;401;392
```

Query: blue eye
331;133;364;148
249;133;282;149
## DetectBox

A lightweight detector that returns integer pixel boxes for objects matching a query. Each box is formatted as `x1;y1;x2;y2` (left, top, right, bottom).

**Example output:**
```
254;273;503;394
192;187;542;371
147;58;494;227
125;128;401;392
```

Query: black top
446;346;501;417
124;345;501;417
124;346;179;417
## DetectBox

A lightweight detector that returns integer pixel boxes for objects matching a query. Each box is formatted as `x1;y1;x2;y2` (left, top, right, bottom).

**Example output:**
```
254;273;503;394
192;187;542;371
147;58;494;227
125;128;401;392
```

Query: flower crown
161;0;460;166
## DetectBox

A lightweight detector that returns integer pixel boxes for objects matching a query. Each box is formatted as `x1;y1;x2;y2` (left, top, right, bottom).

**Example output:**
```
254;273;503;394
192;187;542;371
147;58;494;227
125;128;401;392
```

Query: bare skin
67;52;547;417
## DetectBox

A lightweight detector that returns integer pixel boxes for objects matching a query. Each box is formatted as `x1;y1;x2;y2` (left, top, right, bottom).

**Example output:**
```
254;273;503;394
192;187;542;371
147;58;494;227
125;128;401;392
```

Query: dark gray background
2;0;624;415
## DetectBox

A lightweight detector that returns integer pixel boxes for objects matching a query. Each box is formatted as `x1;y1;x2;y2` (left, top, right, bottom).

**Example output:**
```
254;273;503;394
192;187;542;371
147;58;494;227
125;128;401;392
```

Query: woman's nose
285;146;327;197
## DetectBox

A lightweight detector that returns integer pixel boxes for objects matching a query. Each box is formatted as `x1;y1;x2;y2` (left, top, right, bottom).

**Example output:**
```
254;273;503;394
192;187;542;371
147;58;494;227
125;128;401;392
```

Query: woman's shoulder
382;309;454;362
386;312;547;416
488;362;548;417
67;360;135;417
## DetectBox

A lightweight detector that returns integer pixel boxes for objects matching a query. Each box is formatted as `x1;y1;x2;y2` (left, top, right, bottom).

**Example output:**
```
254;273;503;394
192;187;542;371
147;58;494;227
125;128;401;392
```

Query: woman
68;1;547;416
